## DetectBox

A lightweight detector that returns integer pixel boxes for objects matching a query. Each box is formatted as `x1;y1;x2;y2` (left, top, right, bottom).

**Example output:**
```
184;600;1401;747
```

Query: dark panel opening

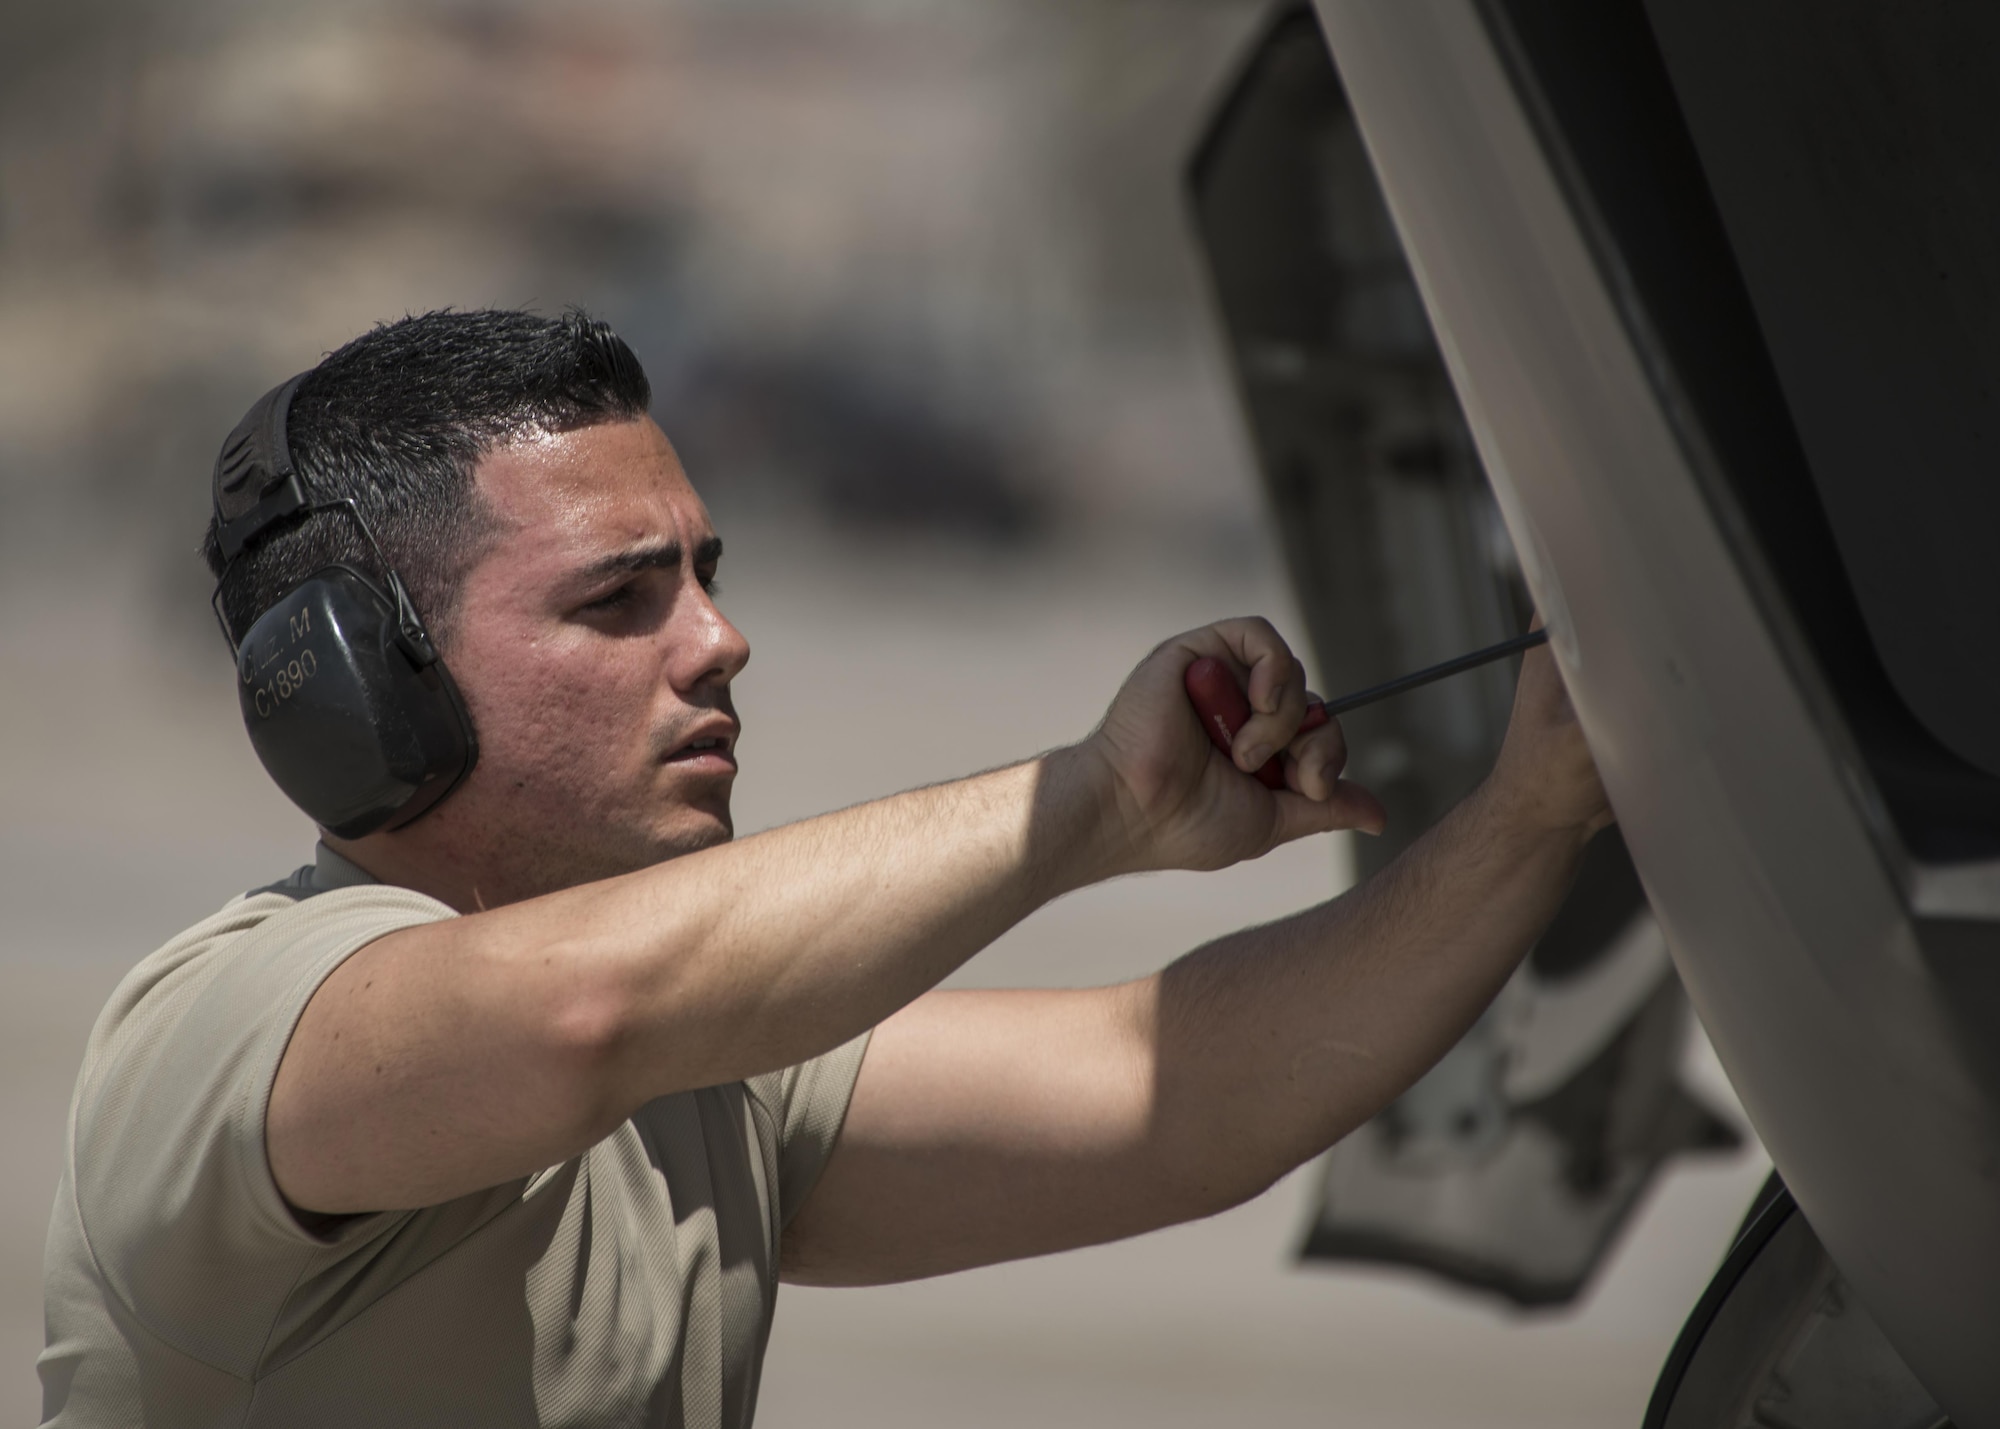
1479;0;2000;861
1641;1;2000;787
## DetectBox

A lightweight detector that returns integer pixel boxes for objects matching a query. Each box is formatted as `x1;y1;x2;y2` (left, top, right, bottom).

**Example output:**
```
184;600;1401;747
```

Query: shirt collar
311;841;380;892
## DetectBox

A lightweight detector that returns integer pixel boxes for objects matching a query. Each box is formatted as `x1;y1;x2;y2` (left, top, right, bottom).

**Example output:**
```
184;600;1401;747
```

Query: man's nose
671;583;750;690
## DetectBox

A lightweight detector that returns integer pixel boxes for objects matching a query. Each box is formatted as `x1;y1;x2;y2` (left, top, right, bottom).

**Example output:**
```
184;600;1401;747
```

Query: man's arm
781;641;1609;1285
268;619;1372;1215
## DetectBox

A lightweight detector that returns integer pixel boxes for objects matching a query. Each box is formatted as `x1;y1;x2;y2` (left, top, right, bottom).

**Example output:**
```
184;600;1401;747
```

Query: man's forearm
581;746;1124;1096
274;746;1122;1212
1137;784;1592;1211
435;745;1121;1100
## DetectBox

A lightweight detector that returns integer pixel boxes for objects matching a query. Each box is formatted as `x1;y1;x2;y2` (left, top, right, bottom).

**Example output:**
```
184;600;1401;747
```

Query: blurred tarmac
0;516;1767;1426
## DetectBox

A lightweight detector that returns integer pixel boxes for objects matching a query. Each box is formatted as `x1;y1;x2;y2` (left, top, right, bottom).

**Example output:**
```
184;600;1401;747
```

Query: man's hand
1085;618;1387;875
1476;625;1613;841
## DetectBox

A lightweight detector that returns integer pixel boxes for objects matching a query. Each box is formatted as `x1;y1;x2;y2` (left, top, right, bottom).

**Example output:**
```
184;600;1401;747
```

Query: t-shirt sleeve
68;885;453;1378
761;1031;872;1227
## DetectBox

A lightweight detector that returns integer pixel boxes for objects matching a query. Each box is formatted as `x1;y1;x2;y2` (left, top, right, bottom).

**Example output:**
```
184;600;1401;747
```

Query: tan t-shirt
40;845;870;1428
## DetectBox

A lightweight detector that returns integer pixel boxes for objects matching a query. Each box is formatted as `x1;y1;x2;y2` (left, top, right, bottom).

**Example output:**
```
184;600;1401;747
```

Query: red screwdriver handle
1183;657;1327;790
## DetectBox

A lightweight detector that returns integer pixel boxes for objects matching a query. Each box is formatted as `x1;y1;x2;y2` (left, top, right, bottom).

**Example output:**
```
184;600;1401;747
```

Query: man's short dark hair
203;308;651;647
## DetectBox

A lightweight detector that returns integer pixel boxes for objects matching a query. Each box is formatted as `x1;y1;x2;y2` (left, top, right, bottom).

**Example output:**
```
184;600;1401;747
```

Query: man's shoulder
60;864;462;1333
74;866;454;1128
102;869;447;1033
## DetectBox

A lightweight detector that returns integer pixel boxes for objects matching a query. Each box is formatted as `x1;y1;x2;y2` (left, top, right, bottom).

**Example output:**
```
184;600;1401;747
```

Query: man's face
394;416;750;904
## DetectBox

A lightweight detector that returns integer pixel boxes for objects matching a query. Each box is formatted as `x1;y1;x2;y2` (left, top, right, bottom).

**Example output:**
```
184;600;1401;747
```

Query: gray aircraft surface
1186;3;2000;1425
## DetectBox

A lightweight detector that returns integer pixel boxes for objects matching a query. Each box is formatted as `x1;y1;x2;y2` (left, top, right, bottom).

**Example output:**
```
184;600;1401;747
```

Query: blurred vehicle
1189;3;2000;1424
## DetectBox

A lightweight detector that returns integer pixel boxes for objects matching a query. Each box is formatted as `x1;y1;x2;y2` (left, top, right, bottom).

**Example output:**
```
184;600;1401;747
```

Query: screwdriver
1185;629;1550;790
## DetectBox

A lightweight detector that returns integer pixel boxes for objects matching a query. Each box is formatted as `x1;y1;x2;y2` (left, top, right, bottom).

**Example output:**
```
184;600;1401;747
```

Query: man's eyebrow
576;535;724;583
579;541;681;583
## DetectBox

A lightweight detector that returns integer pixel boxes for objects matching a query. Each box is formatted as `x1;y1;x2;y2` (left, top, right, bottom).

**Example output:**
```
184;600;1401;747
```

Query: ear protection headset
210;375;478;839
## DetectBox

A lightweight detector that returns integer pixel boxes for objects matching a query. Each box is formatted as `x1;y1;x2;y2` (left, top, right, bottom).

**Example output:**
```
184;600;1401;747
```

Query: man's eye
584;585;635;612
699;574;722;596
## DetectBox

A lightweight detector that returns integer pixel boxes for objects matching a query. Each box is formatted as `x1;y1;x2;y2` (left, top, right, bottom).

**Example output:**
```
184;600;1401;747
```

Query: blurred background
0;0;1766;1423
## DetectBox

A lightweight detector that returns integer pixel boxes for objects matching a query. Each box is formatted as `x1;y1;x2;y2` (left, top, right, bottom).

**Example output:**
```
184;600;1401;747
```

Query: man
41;309;1609;1426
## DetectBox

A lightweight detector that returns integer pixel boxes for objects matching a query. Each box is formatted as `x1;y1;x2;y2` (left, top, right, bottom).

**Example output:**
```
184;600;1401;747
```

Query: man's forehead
473;417;712;558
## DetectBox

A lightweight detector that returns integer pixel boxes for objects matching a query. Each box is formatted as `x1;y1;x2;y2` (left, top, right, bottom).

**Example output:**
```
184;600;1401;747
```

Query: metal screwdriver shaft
1320;628;1549;717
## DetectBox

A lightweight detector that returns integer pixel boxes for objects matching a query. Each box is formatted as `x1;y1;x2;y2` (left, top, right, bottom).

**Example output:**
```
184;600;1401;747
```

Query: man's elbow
1131;1111;1295;1226
537;942;650;1127
1162;1154;1286;1224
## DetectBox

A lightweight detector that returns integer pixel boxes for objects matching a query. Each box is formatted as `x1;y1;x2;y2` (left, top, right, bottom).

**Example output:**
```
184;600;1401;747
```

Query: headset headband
212;372;311;562
207;373;437;667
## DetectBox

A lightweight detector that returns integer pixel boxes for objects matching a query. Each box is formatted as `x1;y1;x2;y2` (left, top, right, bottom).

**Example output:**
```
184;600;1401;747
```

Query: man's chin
641;810;734;864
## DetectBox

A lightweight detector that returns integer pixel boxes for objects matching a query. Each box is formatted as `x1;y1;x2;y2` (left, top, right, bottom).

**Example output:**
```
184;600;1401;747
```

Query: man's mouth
664;728;738;770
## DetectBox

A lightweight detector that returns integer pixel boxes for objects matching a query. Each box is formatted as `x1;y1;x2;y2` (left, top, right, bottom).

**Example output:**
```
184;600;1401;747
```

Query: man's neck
320;832;500;913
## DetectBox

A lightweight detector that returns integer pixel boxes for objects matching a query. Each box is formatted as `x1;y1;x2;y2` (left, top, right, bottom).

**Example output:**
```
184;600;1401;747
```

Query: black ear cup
236;566;478;838
214;372;480;837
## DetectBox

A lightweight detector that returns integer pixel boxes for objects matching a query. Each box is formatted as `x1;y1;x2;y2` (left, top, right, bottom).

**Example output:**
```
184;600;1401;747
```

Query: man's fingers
1269;778;1387;844
1270;711;1378;841
1327;780;1388;836
1235;677;1307;772
1236;620;1294;715
1282;714;1347;801
1228;622;1305;771
1166;617;1312;776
